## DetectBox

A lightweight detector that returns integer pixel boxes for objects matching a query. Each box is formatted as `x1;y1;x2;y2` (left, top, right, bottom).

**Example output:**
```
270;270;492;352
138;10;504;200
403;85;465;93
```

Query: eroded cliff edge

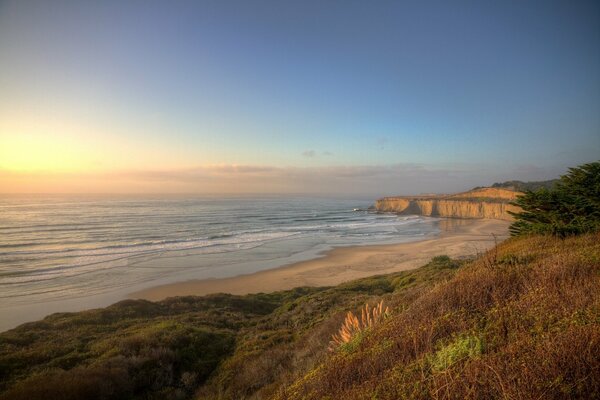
374;188;521;221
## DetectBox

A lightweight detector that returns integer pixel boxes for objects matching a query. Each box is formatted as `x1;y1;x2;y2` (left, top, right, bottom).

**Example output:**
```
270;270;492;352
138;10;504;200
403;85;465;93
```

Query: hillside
0;257;462;400
1;233;598;399
281;233;600;399
487;179;559;192
374;187;521;220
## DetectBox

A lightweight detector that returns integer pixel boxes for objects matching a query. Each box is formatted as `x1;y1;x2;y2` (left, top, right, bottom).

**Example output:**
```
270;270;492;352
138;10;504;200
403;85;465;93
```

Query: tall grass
329;301;389;351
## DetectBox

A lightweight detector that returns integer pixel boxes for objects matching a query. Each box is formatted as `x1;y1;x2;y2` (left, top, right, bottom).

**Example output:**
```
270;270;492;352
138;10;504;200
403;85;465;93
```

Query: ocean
0;195;440;330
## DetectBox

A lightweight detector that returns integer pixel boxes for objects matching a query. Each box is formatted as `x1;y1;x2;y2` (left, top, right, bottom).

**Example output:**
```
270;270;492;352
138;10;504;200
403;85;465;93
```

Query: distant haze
1;1;598;195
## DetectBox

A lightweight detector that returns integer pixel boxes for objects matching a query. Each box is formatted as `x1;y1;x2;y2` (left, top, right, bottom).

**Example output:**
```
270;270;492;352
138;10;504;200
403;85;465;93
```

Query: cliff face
374;188;521;221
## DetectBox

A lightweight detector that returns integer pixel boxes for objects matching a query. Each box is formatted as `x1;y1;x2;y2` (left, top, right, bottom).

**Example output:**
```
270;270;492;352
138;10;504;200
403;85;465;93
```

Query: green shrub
429;334;484;371
429;255;460;269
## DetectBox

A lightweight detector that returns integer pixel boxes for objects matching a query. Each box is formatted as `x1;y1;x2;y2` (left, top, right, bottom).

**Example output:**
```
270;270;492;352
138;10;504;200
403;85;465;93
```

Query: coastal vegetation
279;232;600;399
2;231;599;399
476;179;559;192
0;257;462;400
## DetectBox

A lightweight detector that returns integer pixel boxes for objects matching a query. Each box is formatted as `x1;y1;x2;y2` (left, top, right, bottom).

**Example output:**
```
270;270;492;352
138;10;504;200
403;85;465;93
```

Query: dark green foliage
0;293;300;400
488;179;559;192
337;275;395;295
560;161;600;208
509;161;600;237
473;179;558;192
428;255;460;269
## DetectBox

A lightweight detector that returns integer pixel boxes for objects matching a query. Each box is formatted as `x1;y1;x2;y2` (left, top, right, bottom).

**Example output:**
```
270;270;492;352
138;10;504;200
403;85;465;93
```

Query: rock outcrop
374;188;521;221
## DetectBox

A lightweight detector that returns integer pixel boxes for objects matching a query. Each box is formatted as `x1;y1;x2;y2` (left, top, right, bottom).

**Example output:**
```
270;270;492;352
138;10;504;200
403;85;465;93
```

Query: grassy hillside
1;233;598;399
0;292;297;400
280;233;600;399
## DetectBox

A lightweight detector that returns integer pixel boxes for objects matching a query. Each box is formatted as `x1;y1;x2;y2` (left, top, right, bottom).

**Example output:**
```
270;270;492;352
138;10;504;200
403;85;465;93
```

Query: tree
509;161;600;237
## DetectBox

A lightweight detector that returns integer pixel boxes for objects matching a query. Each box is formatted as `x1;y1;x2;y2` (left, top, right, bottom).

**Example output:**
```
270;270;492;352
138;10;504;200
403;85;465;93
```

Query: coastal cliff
374;188;521;221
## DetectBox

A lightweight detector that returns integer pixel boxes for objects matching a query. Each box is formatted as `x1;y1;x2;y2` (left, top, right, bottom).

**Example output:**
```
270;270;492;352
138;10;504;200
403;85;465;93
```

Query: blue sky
0;0;599;194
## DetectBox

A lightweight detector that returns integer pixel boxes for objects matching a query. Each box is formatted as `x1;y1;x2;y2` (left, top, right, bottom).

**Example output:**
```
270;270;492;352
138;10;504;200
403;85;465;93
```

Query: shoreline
130;218;511;301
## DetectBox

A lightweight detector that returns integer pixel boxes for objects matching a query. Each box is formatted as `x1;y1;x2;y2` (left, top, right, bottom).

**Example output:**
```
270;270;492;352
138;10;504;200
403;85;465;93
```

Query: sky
0;0;599;195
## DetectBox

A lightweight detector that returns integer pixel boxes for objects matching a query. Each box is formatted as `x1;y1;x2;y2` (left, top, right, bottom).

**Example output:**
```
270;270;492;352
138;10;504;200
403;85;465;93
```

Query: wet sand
130;218;510;301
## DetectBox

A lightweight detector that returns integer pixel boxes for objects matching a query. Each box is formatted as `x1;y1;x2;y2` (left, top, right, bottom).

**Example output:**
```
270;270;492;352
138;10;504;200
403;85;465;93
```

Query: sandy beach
130;218;510;301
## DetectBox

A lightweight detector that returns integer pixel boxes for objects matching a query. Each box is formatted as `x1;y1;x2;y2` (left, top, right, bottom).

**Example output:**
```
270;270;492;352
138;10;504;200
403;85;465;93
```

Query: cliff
374;187;521;220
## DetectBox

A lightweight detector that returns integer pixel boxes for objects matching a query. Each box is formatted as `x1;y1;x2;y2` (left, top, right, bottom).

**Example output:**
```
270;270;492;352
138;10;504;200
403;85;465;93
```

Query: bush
429;334;484;371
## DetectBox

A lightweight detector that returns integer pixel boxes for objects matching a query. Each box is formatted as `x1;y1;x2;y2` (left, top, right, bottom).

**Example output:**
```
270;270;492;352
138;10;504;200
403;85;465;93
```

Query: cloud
302;150;333;158
0;162;562;196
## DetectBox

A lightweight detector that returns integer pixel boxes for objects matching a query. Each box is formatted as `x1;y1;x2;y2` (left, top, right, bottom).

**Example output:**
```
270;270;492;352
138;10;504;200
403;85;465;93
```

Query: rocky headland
374;187;521;220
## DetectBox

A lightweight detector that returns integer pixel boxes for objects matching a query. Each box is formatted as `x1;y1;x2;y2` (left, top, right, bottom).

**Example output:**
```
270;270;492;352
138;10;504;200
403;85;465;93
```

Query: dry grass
329;301;389;351
195;259;460;400
279;233;600;400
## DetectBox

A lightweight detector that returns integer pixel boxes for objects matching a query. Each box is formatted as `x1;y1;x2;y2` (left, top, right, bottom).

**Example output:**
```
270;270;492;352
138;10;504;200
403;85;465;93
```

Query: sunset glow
0;133;89;172
0;1;598;194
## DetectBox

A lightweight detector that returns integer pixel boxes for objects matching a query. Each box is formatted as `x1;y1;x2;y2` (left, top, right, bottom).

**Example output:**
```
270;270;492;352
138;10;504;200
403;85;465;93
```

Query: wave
1;230;300;258
0;231;302;284
0;197;438;295
0;216;430;258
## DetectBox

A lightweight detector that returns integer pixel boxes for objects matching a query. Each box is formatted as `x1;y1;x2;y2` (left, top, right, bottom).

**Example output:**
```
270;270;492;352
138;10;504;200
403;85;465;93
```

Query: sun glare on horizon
0;133;91;172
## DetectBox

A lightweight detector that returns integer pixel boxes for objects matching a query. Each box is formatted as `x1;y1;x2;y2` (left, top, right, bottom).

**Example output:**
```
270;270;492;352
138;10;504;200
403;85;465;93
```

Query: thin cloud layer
0;162;566;195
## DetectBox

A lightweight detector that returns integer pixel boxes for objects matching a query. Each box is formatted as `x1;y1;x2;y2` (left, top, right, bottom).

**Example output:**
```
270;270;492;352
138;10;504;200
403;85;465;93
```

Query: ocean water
0;195;440;330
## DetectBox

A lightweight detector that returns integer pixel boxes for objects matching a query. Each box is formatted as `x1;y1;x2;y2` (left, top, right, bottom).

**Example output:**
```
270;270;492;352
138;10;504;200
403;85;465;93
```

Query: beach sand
130;218;510;301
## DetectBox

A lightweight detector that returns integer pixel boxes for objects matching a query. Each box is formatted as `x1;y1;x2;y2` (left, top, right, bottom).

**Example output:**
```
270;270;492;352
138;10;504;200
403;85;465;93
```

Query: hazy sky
1;0;599;195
